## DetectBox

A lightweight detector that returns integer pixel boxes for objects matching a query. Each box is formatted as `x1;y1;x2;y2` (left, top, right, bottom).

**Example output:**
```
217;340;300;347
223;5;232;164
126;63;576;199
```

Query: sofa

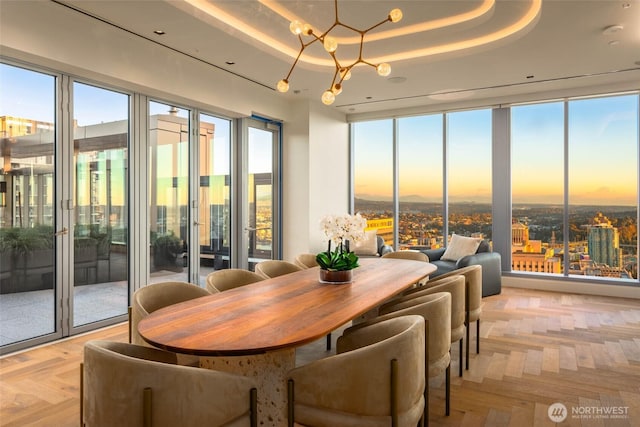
352;231;394;258
419;239;502;297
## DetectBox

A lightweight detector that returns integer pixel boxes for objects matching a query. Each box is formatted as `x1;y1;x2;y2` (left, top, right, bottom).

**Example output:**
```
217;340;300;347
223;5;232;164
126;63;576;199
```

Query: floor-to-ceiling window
397;115;443;249
352;119;394;244
351;94;639;286
0;63;57;346
510;94;638;281
197;113;231;284
72;81;130;326
511;102;564;275
447;109;493;242
148;102;190;283
351;109;493;251
567;95;638;280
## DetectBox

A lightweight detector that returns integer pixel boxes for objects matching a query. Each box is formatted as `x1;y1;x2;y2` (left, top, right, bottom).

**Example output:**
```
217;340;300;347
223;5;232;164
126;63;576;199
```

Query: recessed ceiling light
526;75;535;79
365;96;373;100
608;40;620;46
153;30;165;35
622;3;631;9
225;61;235;65
634;60;640;66
602;25;623;35
387;76;407;84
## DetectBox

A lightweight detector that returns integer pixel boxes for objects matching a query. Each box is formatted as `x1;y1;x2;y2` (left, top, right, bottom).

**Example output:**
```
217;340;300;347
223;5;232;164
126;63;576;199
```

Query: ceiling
59;0;640;115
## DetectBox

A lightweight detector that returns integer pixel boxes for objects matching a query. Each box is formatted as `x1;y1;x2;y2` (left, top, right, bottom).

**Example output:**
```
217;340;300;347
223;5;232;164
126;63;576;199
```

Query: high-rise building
587;213;621;267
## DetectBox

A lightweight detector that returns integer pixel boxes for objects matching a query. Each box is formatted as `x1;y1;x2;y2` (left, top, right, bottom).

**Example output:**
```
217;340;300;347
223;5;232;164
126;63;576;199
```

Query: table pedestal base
200;348;295;427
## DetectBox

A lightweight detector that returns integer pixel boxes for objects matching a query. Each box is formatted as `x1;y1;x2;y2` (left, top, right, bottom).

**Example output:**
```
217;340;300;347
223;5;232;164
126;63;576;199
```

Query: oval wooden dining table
138;257;436;426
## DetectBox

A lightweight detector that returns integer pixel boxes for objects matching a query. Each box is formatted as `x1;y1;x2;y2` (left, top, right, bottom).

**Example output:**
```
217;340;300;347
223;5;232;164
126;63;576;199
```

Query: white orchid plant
316;213;367;271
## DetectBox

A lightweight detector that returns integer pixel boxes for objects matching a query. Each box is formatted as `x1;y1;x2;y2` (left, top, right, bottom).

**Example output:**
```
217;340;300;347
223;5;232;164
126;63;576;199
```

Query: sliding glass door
72;82;129;327
241;119;280;270
0;63;57;347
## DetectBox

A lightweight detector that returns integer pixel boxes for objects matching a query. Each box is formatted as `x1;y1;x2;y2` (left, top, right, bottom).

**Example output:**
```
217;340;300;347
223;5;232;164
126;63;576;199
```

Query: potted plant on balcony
152;231;183;271
316;213;367;284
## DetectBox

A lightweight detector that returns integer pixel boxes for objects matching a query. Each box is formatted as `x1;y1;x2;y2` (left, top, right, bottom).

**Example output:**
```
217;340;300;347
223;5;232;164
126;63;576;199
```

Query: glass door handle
54;227;68;236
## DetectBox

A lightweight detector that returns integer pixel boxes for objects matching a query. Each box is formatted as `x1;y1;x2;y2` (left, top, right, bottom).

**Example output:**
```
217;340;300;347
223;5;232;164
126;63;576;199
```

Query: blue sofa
419;240;502;297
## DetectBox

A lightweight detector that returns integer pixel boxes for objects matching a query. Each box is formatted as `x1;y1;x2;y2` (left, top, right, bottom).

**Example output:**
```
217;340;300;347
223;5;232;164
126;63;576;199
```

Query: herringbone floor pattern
1;286;639;426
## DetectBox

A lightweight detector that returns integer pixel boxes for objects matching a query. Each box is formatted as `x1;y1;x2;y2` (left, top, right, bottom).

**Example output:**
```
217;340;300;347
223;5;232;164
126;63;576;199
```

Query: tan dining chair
346;292;452;422
421;265;482;370
382;250;430;287
381;250;429;262
254;260;303;279
294;253;319;269
81;340;257;427
287;315;426;427
206;268;264;293
385;274;466;377
130;281;210;365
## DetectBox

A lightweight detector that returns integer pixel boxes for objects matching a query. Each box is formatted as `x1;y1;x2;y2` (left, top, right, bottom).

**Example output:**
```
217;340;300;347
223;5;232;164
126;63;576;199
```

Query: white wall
307;103;350;254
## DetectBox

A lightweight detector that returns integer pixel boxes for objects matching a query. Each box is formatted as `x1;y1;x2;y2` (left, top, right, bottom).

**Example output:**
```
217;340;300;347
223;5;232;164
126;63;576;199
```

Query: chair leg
143;387;152;427
476;319;480;354
287;379;295;427
326;332;332;351
79;363;84;427
465;315;470;370
459;338;463;377
390;358;398;427
445;364;450;416
250;388;258;427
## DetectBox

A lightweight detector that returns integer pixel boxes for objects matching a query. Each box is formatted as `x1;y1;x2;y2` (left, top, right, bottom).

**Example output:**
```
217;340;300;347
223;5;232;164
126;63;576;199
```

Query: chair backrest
83;340;257;427
294;253;319;269
206;268;264;293
381;250;429;262
432;265;482;320
288;315;425;426
254;260;302;279
391;275;465;343
131;281;210;346
378;292;451;377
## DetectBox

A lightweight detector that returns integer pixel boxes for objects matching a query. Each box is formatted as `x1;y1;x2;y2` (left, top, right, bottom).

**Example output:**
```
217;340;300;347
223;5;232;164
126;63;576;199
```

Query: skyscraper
587;214;621;267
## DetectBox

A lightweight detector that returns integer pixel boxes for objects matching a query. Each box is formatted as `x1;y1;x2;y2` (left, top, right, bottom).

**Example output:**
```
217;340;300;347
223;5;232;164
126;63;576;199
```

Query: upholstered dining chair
294;253;319;269
382;250;430;287
81;340;257;427
381;250;429;262
345;292;452;421
418;264;482;370
130;281;210;365
255;260;302;279
385;275;466;377
206;268;264;293
287;315;426;427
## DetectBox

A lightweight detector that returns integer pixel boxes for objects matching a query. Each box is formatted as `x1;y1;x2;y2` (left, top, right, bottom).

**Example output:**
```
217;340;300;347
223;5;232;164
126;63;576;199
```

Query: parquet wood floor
1;286;639;426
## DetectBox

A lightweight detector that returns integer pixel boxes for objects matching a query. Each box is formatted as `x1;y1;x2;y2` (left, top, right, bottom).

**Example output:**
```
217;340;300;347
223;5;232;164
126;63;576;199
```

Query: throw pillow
352;230;379;256
441;234;482;261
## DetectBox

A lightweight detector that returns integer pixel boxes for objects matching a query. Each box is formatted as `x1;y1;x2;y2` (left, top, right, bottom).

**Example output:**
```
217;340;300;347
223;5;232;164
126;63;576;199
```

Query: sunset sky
354;94;638;206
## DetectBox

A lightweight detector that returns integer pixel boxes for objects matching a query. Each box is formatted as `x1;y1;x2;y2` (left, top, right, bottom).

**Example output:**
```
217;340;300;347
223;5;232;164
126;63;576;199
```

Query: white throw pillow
352;230;379;256
441;234;481;261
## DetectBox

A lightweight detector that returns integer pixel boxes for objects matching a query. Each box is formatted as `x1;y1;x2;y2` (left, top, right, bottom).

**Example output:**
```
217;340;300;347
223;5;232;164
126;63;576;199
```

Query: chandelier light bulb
333;83;342;95
389;8;403;23
323;36;338;53
340;68;352;81
377;62;391;76
303;23;313;35
289;20;304;35
321;90;336;105
277;79;289;93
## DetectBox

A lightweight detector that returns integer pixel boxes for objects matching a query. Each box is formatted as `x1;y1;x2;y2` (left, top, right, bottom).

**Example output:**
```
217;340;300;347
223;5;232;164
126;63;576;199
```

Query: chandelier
276;0;403;105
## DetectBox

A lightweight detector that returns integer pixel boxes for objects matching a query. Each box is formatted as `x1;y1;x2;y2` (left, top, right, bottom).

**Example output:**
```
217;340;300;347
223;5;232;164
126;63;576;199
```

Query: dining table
138;257;436;426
